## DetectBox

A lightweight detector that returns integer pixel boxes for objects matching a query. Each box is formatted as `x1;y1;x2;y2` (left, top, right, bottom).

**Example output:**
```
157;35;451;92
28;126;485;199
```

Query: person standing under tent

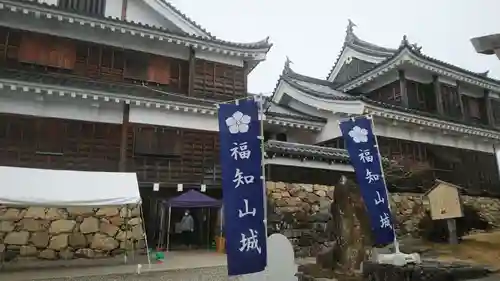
179;209;194;249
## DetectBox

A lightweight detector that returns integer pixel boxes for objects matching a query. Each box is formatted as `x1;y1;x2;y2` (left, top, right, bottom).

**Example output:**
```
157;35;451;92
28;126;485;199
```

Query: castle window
58;0;107;17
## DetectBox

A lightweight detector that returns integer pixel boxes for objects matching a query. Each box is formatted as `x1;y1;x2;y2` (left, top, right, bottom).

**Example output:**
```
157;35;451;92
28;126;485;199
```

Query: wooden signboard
424;179;464;244
424;179;464;220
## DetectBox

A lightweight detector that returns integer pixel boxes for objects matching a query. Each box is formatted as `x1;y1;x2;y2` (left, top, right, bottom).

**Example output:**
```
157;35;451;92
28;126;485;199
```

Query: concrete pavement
2;252;228;281
35;266;228;281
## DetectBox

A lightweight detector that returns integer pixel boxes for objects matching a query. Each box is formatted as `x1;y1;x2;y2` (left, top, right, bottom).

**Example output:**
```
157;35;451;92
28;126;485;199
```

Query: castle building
1;1;500;250
0;0;274;242
266;20;500;195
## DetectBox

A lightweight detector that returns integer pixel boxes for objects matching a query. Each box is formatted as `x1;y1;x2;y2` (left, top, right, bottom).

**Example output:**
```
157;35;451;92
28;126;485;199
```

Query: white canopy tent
0;166;150;266
0;166;141;206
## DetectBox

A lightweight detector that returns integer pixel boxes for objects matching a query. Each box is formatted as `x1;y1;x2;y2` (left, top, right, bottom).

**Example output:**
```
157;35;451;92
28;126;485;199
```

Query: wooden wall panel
462;95;487;125
0;27;248;103
0;27;189;95
372;81;401;105
193;59;246;101
19;34;76;70
127;124;221;186
0;114;121;172
377;136;499;192
320;135;499;193
441;84;462;119
492;99;500;126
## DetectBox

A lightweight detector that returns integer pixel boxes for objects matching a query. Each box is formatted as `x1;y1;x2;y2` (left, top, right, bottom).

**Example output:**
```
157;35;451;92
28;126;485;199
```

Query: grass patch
426;231;500;269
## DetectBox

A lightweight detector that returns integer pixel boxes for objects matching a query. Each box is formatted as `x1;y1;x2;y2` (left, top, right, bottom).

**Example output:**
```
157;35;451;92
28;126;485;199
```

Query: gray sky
170;0;500;94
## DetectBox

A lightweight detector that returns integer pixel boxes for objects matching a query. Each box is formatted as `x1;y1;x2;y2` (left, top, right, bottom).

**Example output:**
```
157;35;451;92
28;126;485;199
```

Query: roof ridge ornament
256;36;271;45
346;19;357;43
478;70;490;77
283;56;293;75
411;43;422;53
400;35;409;48
399;35;422;53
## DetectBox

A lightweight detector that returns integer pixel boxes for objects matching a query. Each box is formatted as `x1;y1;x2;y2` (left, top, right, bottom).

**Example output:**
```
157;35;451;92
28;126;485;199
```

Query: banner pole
367;115;400;254
257;94;268;239
493;144;500;184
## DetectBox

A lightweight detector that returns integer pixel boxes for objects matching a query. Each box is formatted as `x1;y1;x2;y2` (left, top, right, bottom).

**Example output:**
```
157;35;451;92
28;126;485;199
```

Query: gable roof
4;0;272;52
153;0;213;38
264;98;326;123
338;37;500;92
271;60;500;137
423;179;464;197
326;20;396;81
271;58;342;100
326;20;499;91
264;140;350;164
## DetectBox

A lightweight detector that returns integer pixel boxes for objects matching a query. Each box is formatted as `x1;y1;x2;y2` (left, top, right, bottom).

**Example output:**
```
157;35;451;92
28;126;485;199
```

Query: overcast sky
170;0;500;94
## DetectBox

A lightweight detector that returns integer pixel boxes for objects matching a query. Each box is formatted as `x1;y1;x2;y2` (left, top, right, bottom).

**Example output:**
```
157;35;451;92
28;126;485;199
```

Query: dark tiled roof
279;71;500;132
326;21;396;80
336;37;500;89
283;58;340;88
346;34;396;57
334;52;400;90
264;140;350;163
12;0;272;50
360;96;500;132
327;22;497;86
246;92;326;123
0;68;214;107
264;98;326;123
281;75;346;100
327;39;396;84
406;46;500;85
332;58;376;84
157;0;213;38
270;58;340;101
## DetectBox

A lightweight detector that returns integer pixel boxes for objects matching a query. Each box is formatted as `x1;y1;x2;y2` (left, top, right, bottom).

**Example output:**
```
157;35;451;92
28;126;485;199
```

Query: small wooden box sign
424;179;464;220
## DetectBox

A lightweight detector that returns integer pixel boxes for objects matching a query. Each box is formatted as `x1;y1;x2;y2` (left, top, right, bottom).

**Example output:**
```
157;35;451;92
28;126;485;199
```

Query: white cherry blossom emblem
226;111;251;134
348;126;368;143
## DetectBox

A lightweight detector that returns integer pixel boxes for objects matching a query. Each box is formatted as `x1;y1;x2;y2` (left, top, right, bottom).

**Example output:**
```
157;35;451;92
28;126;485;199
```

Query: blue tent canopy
165;189;221;208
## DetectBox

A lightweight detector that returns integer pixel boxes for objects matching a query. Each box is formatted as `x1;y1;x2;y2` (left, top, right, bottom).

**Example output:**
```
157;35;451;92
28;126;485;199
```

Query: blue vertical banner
218;99;267;276
339;116;396;245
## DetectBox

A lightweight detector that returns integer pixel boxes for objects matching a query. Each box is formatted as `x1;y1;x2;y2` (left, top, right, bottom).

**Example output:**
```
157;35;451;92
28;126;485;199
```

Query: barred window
58;0;106;17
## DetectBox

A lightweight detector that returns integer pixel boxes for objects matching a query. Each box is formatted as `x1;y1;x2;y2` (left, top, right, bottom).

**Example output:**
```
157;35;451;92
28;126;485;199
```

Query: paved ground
2;251;228;281
36;266;228;281
4;255;314;281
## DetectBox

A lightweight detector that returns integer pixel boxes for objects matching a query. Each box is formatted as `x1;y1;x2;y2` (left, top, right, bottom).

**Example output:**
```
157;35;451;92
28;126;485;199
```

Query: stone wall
0;206;144;260
266;182;500;257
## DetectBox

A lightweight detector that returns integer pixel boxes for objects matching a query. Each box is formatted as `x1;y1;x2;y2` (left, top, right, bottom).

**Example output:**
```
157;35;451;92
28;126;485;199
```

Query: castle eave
338;47;500;93
0;0;272;59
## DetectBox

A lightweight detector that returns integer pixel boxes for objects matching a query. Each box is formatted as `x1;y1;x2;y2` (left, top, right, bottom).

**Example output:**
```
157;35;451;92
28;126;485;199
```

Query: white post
139;204;152;269
257;94;268;238
158;203;166;249
124;206;129;264
367;115;420;266
258;94;268;281
166;206;172;252
493;144;500;181
368;115;400;253
207;209;211;250
219;206;223;235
